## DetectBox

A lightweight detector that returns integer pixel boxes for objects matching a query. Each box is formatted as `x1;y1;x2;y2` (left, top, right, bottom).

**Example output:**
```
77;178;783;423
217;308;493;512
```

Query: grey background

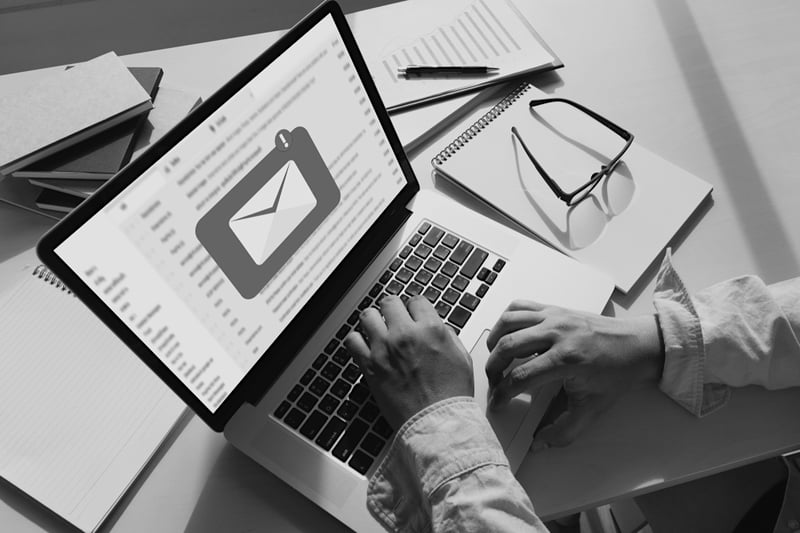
0;0;401;76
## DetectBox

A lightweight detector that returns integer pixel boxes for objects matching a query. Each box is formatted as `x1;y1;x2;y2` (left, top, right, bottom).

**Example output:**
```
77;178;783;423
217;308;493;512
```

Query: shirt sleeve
653;250;800;417
366;397;548;533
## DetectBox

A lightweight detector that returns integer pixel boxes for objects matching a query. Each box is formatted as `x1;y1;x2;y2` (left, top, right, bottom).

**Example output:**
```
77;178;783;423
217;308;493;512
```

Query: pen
398;65;499;76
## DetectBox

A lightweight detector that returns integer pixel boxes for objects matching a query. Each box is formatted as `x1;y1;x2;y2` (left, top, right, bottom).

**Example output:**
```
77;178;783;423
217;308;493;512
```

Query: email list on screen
55;15;404;411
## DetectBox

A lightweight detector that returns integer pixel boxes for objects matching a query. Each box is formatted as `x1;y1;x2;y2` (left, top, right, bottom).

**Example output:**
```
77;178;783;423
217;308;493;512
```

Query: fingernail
530;439;550;453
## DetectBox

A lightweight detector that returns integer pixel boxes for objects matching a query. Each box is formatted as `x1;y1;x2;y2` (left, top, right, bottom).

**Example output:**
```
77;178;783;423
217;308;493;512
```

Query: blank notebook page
0;269;185;532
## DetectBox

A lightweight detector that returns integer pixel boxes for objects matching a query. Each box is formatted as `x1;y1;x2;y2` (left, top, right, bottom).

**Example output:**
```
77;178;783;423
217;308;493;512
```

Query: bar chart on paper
350;0;555;110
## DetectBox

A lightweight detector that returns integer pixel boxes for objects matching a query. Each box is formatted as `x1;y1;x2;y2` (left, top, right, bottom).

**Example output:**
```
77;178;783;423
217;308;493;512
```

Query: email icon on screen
196;127;340;299
229;160;317;264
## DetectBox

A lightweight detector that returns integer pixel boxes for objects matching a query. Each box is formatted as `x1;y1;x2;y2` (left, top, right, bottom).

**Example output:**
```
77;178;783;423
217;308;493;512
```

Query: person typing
345;251;800;532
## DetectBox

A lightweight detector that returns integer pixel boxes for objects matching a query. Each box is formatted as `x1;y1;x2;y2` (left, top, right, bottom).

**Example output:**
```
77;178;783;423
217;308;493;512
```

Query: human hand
344;295;474;429
486;300;664;448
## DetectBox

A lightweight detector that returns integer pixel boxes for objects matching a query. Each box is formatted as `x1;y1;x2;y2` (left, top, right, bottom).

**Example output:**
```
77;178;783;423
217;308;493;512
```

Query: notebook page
351;0;554;109
434;84;712;292
0;271;184;532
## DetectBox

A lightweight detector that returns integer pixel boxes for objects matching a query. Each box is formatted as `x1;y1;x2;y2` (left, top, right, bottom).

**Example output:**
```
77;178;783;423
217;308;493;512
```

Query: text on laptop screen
55;15;405;412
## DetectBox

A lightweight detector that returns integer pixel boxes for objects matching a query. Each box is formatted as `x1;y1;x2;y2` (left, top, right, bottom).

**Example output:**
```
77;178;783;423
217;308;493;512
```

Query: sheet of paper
350;0;554;110
434;84;713;292
0;268;185;532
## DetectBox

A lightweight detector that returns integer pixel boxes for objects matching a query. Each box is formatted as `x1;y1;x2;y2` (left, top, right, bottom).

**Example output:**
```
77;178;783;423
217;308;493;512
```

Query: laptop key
418;221;431;234
450;241;474;264
335;324;350;340
409;233;422;246
331;378;351;399
373;417;394;439
368;283;382;298
423;226;445;247
414;244;432;259
332;419;369;461
395;267;413;283
379;270;393;284
442;233;459;248
284;408;306;429
405;282;424;297
349;383;370;404
337;400;359;421
287;384;303;402
299;369;315;385
432;274;449;290
297;391;319;413
424;257;442;272
433;245;450;261
448;306;472;328
405;256;423;271
358;297;372;311
399;245;412;259
451;275;469;292
493;259;506;272
386;280;404;295
477;267;490;281
389;257;403;271
460;248;489;278
324;339;338;354
476;283;489;298
360;433;386;457
441;261;458;277
274;400;291;420
423;286;441;303
434;301;452;318
486;271;498;285
359;402;380;422
348;450;375;475
309;377;330;397
319;394;340;415
347;310;360;326
342;364;361;383
321;361;342;381
414;269;433;285
315;416;347;451
459;293;480;311
332;347;350;365
300;411;328;440
442;288;460;305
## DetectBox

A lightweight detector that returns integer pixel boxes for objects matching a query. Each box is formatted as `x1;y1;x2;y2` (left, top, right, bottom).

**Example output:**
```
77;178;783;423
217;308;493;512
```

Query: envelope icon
228;160;317;264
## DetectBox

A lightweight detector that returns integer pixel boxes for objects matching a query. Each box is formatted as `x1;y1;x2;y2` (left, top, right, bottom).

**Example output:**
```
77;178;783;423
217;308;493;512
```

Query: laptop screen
54;13;406;413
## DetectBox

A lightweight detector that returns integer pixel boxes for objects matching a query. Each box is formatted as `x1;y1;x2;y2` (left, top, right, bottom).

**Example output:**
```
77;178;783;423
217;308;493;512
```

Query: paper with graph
349;0;556;110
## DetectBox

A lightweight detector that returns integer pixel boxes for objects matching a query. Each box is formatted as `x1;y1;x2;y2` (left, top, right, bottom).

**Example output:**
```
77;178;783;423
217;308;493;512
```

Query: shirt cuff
366;397;508;532
653;250;730;417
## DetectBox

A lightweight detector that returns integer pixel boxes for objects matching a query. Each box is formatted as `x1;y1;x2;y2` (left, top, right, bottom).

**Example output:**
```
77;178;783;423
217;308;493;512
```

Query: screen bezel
36;1;420;432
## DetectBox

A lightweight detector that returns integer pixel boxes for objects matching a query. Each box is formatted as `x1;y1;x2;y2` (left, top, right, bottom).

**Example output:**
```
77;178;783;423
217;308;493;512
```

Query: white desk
1;0;799;531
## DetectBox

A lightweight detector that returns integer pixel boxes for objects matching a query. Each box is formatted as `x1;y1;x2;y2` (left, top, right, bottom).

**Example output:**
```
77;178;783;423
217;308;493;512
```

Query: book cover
0;52;153;174
12;67;163;180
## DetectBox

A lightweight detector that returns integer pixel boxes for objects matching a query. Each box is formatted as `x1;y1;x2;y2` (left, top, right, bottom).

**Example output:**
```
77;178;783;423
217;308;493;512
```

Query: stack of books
0;52;201;219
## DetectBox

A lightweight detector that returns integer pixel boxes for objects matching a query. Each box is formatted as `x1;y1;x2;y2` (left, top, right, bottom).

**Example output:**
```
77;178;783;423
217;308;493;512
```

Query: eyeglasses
511;98;634;207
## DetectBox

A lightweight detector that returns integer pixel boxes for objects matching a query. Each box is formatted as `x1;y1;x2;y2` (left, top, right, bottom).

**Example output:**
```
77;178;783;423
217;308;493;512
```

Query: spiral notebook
0;261;186;532
432;83;713;292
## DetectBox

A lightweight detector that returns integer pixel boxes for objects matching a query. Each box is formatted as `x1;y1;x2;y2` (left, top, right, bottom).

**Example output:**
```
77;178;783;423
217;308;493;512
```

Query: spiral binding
432;82;534;166
32;265;72;294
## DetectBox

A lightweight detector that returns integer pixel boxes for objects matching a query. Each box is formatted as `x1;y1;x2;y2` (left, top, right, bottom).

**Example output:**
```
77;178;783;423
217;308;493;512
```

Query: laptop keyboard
272;220;507;475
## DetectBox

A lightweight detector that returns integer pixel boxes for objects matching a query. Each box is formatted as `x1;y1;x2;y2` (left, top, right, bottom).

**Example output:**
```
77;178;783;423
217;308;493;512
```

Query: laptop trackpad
470;330;533;452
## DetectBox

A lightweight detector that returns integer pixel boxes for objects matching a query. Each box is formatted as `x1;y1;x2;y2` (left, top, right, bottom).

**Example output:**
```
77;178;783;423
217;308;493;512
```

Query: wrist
627;314;665;382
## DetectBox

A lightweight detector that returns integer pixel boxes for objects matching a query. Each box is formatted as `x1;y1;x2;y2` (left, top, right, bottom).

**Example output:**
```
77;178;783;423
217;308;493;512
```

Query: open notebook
432;83;713;292
0;261;186;532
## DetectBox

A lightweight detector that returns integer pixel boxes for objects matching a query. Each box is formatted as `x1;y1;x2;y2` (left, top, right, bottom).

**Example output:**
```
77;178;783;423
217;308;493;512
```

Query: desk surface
2;0;800;531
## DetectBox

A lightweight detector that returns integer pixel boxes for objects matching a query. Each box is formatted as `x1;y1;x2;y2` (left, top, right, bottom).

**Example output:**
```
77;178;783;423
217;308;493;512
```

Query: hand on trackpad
470;330;533;451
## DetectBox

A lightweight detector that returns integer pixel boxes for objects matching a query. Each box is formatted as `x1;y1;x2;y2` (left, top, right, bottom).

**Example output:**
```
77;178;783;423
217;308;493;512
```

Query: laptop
37;2;614;530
